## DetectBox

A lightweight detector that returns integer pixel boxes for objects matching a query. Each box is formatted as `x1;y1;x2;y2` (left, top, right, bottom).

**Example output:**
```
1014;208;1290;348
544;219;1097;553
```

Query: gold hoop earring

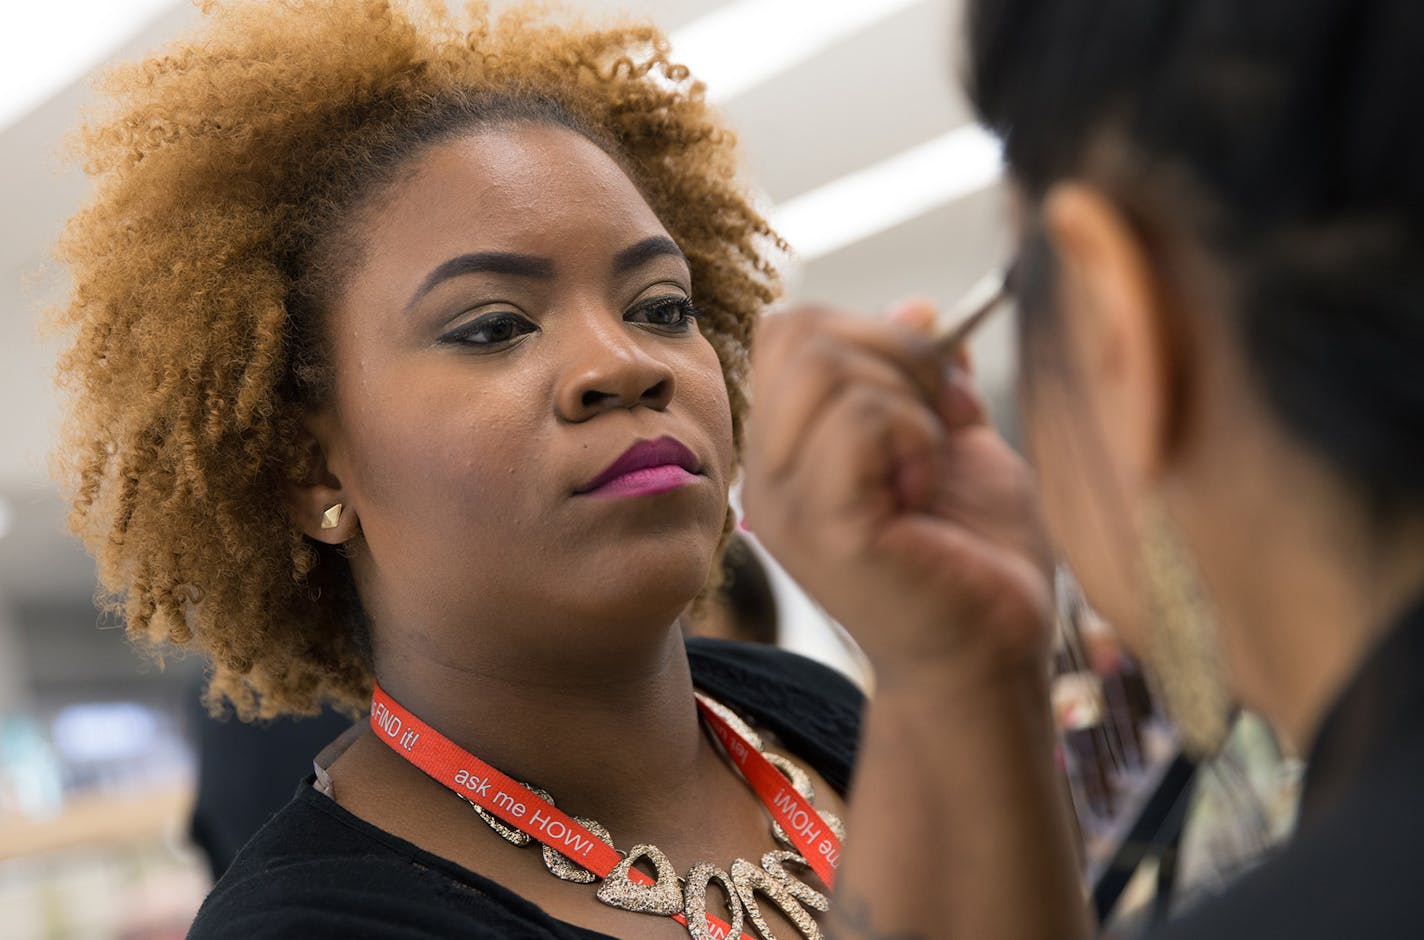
320;503;344;530
1139;497;1234;757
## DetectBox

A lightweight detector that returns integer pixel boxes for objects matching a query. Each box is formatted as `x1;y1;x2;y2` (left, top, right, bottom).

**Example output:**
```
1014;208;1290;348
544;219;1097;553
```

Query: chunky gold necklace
462;694;843;940
372;682;842;940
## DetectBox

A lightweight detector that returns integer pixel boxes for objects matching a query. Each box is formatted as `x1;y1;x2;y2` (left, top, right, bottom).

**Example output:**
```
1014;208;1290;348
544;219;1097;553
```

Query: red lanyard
692;697;841;885
369;681;840;938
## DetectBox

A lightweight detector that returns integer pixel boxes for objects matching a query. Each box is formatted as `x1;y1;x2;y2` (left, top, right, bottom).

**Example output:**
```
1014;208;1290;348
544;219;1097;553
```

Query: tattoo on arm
825;894;930;940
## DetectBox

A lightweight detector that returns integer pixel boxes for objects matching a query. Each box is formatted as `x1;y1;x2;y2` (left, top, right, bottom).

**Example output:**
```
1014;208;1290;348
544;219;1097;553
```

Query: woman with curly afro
55;2;860;937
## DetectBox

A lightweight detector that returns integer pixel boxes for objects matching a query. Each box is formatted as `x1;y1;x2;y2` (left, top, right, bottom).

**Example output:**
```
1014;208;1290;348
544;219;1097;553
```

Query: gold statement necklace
370;683;844;940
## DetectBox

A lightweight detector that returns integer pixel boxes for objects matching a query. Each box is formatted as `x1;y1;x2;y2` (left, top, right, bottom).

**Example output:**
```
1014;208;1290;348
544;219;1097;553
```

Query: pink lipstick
578;436;702;498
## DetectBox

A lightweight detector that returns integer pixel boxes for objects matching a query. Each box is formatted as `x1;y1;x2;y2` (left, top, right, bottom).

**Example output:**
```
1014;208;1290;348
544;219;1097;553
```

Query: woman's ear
286;409;358;544
1041;182;1177;488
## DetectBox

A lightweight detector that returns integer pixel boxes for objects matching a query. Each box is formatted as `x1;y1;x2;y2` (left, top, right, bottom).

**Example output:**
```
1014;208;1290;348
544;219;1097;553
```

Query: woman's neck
367;621;724;836
1229;533;1424;753
1178;427;1424;753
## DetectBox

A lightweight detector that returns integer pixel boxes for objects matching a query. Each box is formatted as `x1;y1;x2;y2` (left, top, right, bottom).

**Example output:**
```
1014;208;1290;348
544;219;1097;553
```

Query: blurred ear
286;408;357;544
1041;182;1174;490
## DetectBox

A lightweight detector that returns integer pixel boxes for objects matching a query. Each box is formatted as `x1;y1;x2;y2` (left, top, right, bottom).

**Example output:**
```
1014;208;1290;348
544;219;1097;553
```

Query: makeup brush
933;269;1010;356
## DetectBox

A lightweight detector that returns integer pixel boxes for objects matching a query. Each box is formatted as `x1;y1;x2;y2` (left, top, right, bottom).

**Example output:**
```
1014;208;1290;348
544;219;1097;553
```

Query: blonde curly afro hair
54;0;783;719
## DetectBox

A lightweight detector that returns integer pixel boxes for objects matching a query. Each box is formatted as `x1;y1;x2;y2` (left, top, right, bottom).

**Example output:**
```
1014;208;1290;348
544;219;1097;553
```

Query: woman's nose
554;318;676;422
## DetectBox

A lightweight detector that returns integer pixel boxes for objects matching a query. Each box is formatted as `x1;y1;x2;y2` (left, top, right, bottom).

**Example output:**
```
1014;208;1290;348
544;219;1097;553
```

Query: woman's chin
572;563;714;629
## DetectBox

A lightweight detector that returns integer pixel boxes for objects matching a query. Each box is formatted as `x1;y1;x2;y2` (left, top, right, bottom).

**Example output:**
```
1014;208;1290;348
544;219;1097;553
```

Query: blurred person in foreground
744;0;1424;937
53;2;862;937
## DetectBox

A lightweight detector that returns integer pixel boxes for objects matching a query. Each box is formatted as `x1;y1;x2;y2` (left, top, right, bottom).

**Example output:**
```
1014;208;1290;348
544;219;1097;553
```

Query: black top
1150;596;1424;939
188;639;864;939
187;687;354;880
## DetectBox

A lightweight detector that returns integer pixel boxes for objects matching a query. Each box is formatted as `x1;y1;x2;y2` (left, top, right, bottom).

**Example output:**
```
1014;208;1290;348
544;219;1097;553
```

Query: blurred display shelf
1081;722;1183;879
0;783;192;862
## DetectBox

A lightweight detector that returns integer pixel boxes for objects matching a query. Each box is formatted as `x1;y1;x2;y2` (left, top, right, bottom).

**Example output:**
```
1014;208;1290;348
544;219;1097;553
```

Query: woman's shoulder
686;638;865;795
188;786;597;939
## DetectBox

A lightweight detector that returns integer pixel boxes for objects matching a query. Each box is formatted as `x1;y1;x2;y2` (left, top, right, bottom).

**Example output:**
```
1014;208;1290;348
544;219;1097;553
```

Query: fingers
799;381;948;521
751;305;993;469
885;297;938;333
745;308;955;573
749;308;949;482
744;379;949;615
751;334;931;483
948;342;975;377
883;296;977;378
753;306;945;399
942;364;988;428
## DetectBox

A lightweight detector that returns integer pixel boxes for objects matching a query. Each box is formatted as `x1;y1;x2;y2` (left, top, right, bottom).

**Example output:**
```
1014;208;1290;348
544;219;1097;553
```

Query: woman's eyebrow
405;251;555;311
612;235;686;274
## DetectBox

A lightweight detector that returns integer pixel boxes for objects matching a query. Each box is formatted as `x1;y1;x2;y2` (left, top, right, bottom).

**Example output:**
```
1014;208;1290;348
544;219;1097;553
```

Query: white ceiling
0;0;1010;606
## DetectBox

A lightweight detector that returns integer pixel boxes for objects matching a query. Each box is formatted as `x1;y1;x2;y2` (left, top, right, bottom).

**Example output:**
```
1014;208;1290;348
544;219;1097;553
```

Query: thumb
884;296;938;333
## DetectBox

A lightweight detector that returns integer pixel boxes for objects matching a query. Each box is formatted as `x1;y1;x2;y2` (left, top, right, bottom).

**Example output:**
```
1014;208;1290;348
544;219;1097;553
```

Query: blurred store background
0;1;1296;937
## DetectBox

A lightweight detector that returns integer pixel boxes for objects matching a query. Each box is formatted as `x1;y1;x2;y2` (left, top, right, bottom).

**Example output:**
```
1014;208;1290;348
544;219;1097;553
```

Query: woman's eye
440;312;537;348
627;297;701;331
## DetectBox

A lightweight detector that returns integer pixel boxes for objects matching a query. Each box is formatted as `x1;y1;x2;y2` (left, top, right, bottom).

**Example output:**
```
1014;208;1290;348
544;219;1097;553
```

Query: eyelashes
625;296;702;332
437;296;701;350
438;311;537;348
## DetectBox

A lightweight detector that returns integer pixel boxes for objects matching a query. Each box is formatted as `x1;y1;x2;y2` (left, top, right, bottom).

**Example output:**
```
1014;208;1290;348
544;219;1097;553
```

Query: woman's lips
582;464;700;498
577;436;702;498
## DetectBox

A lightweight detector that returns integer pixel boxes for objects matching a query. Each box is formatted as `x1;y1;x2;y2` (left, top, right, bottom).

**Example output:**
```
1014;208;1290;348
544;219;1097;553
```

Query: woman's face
307;124;736;661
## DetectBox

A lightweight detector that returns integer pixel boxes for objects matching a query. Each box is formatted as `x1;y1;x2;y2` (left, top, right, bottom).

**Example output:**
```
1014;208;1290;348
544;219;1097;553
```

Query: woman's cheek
1027;401;1146;652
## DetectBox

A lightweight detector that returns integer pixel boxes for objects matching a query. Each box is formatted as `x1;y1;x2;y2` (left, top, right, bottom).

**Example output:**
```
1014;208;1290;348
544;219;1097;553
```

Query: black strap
1090;751;1198;925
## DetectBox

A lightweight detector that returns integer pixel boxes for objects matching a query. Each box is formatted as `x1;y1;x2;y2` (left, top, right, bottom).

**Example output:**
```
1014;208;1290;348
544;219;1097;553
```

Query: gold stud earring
320;503;344;530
